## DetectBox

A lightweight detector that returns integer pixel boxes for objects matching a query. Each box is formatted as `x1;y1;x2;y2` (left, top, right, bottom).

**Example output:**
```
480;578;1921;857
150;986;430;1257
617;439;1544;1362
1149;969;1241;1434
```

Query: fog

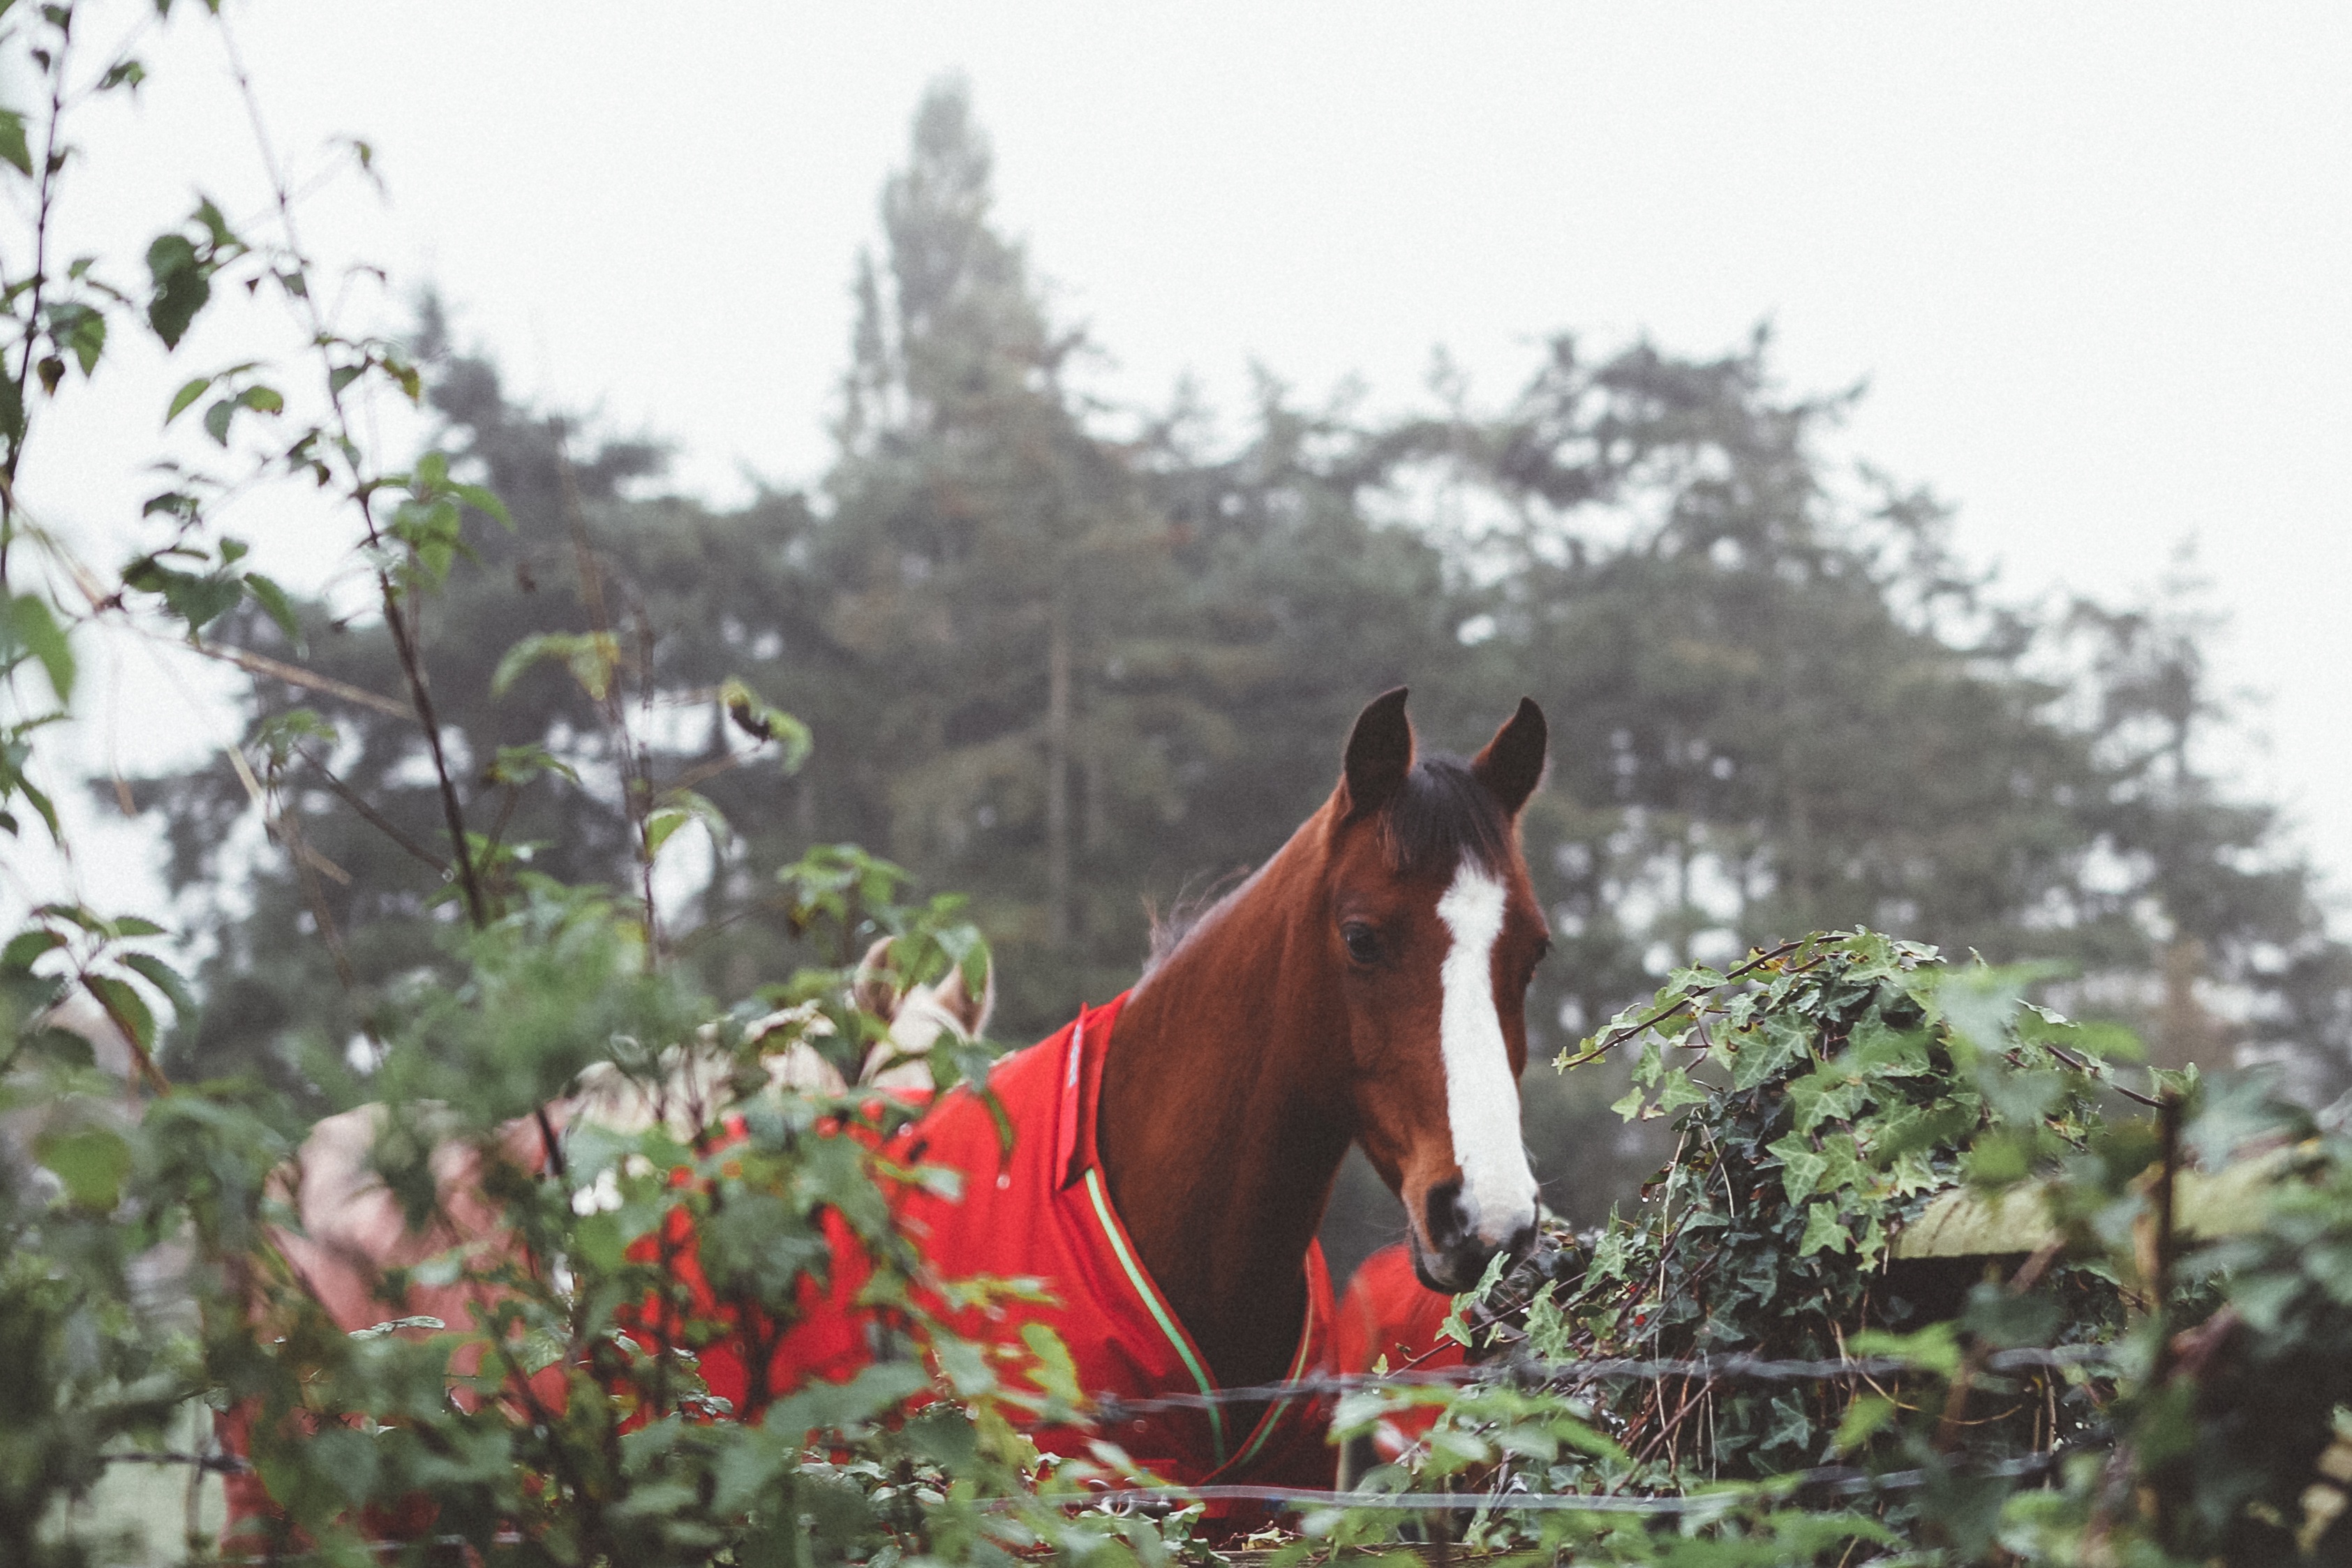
31;1;2352;916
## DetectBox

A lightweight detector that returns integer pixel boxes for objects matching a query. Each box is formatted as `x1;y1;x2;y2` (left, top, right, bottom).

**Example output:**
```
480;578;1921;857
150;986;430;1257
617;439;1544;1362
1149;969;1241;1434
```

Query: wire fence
1071;1450;2064;1518
108;1343;2113;1483
1091;1343;2120;1417
164;1453;2078;1565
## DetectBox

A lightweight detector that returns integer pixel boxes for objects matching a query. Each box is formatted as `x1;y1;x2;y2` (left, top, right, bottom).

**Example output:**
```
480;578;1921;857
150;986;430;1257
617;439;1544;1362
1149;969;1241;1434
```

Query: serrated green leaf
1847;1323;1962;1377
0;110;29;177
487;742;579;787
144;231;209;350
241;572;302;645
38;903;112;936
119;952;196;1020
1833;1394;1897;1454
1017;1320;1083;1408
83;972;155;1050
572;1209;625;1273
644;807;690;859
493;631;618;700
450;481;511;528
660;789;731;851
52;301;104;375
2;591;74;702
17;778;57;840
902;1403;979;1473
1;927;65;970
35;1126;132;1210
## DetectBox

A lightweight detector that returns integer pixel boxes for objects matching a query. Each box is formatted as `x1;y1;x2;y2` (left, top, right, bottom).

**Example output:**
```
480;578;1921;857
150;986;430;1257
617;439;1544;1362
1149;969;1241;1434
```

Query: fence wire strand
1066;1450;2063;1518
1089;1343;2120;1417
113;1345;2109;1481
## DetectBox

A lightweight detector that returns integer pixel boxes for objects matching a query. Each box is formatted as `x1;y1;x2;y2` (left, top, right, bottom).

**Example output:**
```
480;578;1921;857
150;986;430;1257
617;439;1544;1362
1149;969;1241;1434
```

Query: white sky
18;2;2352;930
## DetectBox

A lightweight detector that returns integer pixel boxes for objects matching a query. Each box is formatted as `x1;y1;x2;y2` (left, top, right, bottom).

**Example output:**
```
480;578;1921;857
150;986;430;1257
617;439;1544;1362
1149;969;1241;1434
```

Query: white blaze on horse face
1435;864;1540;1246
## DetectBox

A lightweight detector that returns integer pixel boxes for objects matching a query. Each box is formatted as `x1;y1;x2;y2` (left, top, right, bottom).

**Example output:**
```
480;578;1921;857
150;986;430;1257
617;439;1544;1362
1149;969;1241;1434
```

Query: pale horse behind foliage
248;940;993;1363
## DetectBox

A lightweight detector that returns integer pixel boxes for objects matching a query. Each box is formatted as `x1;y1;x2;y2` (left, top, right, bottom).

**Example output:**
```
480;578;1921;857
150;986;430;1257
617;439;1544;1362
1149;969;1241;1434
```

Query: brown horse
1099;686;1549;1394
225;688;1552;1529
640;686;1553;1494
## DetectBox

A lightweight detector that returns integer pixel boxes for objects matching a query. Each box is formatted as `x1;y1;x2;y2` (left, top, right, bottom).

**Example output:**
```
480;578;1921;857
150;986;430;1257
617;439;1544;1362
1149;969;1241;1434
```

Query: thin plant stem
215;15;489;925
0;15;70;585
295;743;449;876
549;415;664;958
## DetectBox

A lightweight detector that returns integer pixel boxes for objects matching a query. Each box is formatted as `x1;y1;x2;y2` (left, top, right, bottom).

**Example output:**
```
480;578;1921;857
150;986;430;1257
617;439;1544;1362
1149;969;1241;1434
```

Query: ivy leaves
1401;932;2160;1548
1406;929;2352;1558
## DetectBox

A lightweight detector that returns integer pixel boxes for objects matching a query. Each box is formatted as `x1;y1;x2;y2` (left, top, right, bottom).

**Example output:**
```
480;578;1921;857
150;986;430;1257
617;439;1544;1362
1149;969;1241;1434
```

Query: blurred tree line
135;80;2351;1271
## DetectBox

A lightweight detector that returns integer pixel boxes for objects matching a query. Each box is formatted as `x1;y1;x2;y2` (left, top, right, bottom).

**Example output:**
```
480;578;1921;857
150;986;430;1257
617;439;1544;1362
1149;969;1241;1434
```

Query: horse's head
852;936;995;1089
1323;688;1549;1292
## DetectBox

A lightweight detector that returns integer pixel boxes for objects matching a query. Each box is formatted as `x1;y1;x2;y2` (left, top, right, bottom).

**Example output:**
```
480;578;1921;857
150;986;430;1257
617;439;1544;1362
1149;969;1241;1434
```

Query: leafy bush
1330;932;2352;1563
0;7;1159;1561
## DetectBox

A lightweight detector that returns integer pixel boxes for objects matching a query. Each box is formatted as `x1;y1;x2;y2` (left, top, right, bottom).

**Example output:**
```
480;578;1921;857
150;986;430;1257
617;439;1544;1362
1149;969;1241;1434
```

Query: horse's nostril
1424;1179;1471;1252
1503;1217;1538;1264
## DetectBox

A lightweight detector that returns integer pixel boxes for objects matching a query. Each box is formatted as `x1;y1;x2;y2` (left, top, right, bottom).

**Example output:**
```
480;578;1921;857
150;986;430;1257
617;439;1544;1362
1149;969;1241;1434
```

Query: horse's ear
1341;687;1415;821
931;953;995;1040
1472;696;1547;816
853;936;899;1021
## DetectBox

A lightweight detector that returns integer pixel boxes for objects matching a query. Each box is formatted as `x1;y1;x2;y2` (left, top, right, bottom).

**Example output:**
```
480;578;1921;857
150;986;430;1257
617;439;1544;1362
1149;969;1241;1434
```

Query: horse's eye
1534;938;1553;965
1342;923;1382;966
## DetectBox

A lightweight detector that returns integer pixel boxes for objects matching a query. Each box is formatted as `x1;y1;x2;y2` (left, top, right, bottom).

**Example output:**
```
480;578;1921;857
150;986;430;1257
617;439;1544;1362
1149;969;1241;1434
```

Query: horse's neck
1098;829;1354;1390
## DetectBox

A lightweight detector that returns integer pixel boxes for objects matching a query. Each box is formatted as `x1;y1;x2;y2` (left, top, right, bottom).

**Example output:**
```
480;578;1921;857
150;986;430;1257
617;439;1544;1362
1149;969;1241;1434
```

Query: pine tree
126;84;2351;1240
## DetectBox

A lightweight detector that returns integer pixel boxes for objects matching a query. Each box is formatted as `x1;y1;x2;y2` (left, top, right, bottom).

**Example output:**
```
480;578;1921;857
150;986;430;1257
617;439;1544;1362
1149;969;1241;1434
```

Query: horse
215;945;992;1537
1101;687;1548;1372
224;687;1553;1528
629;687;1552;1495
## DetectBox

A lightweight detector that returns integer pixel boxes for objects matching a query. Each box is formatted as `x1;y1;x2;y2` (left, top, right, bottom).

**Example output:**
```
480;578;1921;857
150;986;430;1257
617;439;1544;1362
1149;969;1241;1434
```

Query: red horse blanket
224;998;1340;1547
1332;1241;1460;1465
656;992;1340;1490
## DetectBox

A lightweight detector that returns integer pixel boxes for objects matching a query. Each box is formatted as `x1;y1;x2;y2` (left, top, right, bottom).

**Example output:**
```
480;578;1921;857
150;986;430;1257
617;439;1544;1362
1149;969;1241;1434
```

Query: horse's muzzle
1411;1177;1537;1294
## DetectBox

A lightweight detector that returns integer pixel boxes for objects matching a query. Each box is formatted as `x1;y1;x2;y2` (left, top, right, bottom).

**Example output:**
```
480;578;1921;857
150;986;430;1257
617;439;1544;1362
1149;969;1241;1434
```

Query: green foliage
143;199;245;350
1528;937;2131;1479
208;882;1141;1568
8;14;2352;1565
0;14;1070;1562
1311;934;2352;1561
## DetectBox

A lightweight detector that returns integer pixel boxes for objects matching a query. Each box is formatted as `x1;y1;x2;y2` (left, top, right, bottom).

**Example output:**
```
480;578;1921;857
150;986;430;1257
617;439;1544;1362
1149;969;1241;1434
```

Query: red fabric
1333;1242;1461;1463
648;992;1339;1492
220;994;1339;1548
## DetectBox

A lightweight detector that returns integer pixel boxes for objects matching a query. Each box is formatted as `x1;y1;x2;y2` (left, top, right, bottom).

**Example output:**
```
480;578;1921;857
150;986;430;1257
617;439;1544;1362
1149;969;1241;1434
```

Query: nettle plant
222;872;1162;1568
0;6;1186;1565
